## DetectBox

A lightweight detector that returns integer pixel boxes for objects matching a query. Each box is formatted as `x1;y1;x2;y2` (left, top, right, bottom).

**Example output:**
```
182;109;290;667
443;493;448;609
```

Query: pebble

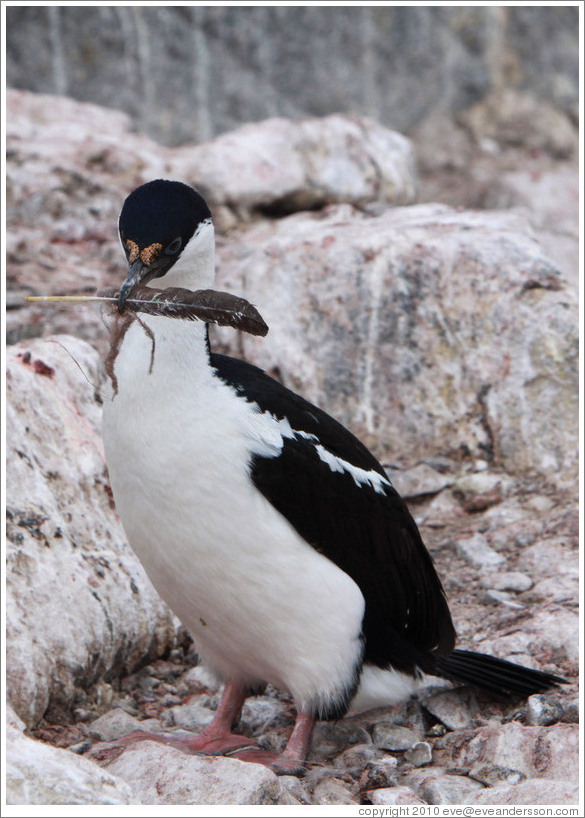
526;694;563;726
372;724;419;751
455;472;504;495
482;589;525;609
423;688;477;731
561;697;579;724
161;699;215;731
359;757;399;790
421;773;485;804
479;571;533;592
367;785;426;805
278;775;312;804
404;741;433;766
87;708;159;741
386;463;453;499
336;742;383;770
312;776;357;804
453;532;506;568
469;764;526;786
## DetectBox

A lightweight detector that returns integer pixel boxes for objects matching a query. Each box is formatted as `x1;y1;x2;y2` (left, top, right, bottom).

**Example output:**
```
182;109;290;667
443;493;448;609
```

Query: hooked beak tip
118;261;146;313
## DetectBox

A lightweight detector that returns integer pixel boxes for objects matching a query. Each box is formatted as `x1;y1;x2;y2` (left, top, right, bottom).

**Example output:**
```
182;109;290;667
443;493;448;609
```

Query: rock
161;698;215;732
87;709;163;742
433;722;579;783
310;721;370;758
482;589;524;609
180;664;222;693
359;757;399;790
386;463;453;499
480;572;533;592
278;776;312;805
6;7;578;145
404;741;433;766
336;743;383;770
526;695;563;727
485;167;579;288
475;607;578;665
5;337;178;728
420;773;485;805
5;720;133;805
104;741;281;805
455;472;505;495
171;114;417;217
312;777;358;805
372;724;419;751
368;786;427;805
423;688;478;731
468;779;579;805
469;764;526;786
452;533;506;569
216;204;578;487
561;697;579;724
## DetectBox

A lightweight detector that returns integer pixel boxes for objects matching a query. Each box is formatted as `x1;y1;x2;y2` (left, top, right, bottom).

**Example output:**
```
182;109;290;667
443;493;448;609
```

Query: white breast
102;315;365;715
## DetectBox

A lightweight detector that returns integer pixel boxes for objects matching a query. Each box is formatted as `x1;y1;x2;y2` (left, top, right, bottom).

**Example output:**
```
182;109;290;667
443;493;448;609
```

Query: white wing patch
250;406;392;495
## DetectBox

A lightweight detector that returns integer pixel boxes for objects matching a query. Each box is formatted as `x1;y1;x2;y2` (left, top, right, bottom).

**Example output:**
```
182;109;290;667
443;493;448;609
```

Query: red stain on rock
33;359;55;378
17;352;55;378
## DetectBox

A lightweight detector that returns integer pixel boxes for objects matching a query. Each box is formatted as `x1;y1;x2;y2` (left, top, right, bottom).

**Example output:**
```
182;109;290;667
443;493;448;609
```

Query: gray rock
359;757;399;790
455;472;504;495
421;773;485;805
278;776;312;805
105;741;281;805
453;533;506;569
404;741;433;766
368;786;427;805
372;724;419;751
161;698;215;732
336;742;383;770
482;589;524;609
526;694;563;727
433;722;579;783
87;709;162;742
6;7;578;145
423;688;477;731
5;722;133;805
468;779;579;805
561;697;579;724
480;572;533;592
312;777;358;805
386;463;453;499
469;764;526;786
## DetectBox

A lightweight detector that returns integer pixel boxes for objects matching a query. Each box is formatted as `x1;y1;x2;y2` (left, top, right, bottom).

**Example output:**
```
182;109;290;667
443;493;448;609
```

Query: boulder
215;204;578;485
5;336;178;728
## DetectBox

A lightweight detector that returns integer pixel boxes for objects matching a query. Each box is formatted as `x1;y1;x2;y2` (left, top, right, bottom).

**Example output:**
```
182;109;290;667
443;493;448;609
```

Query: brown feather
98;285;269;337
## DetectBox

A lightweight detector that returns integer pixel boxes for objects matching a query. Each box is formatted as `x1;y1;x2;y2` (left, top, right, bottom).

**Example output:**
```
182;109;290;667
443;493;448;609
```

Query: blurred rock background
5;5;579;807
6;5;579;145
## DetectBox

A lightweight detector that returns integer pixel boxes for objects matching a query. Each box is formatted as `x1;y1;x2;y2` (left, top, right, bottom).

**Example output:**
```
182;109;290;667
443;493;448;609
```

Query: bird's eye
165;237;182;255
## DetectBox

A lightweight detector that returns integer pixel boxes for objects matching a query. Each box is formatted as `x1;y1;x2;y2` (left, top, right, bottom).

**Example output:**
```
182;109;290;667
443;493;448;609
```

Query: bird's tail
434;649;566;698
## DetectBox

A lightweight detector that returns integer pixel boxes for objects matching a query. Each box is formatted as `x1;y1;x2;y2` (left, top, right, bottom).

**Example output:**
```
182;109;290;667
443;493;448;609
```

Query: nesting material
26;285;269;338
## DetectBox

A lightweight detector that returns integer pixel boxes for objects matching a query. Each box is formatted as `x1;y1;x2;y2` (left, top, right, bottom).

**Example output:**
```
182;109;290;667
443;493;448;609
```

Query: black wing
212;352;456;674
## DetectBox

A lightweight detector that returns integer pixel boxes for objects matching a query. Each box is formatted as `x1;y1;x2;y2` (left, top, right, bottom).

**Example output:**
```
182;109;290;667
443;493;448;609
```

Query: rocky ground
5;89;579;806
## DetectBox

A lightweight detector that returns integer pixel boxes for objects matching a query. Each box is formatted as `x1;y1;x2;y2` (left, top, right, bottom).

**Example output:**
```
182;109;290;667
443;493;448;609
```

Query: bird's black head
117;180;212;311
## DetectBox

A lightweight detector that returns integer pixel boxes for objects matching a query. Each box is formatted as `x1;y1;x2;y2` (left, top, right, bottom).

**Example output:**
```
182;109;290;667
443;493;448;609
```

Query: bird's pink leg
229;709;315;775
95;681;256;757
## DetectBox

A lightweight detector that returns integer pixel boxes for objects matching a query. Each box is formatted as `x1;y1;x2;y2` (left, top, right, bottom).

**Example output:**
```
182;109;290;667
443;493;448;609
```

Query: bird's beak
118;260;149;312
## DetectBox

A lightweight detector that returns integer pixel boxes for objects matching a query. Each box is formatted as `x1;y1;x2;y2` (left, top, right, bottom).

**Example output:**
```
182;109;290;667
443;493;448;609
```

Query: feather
98;285;269;337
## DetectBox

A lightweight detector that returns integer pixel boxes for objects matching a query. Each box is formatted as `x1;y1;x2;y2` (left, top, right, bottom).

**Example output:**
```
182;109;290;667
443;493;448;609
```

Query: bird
101;179;564;775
